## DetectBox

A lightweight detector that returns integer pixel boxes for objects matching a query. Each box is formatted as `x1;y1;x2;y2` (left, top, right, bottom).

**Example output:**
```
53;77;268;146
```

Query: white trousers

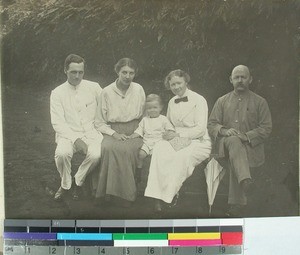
55;136;102;189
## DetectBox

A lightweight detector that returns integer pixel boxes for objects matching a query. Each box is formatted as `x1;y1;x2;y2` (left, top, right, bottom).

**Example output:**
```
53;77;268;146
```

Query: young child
130;94;175;169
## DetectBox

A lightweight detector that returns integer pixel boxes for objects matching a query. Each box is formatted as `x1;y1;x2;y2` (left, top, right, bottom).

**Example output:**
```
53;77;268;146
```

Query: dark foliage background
2;0;300;108
1;0;299;217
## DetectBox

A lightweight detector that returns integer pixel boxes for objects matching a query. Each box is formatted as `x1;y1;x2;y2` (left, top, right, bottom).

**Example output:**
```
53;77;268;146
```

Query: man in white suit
50;54;103;200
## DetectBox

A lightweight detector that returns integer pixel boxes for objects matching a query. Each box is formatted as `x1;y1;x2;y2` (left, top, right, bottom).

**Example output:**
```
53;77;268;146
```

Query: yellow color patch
168;233;221;240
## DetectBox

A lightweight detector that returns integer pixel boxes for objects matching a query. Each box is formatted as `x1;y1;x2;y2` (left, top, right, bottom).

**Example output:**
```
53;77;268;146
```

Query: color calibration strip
4;219;243;254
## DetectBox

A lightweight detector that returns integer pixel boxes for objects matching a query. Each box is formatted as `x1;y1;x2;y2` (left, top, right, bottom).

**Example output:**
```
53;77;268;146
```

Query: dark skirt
93;120;143;201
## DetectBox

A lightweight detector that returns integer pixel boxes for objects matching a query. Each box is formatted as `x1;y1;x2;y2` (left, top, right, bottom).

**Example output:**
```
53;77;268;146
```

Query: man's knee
55;141;73;159
224;136;243;148
223;136;246;159
87;147;101;162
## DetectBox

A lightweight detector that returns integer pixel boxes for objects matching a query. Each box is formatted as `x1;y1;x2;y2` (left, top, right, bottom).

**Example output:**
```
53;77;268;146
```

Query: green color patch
113;233;167;240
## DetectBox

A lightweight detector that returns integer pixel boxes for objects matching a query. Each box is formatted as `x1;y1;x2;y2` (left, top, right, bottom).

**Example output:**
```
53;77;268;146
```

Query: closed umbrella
204;157;226;215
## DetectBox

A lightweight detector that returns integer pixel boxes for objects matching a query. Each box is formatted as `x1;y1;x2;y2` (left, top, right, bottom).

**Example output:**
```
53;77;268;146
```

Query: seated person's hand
74;138;88;154
237;133;249;143
162;130;179;141
219;128;249;143
220;127;239;137
112;132;129;141
128;133;140;139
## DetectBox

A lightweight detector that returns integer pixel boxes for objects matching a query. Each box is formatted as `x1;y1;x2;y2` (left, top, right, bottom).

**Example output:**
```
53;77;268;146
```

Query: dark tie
175;96;188;104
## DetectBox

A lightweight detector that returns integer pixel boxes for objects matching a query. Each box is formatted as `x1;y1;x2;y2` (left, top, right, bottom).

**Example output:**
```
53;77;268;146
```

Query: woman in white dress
144;69;212;211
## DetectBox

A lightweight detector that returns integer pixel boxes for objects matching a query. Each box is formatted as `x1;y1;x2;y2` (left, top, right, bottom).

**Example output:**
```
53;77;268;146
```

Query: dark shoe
54;187;68;201
72;184;82;200
225;204;245;217
240;178;255;196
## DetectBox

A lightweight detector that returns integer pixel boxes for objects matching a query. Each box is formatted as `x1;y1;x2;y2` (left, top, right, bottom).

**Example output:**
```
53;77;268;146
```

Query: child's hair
146;94;163;106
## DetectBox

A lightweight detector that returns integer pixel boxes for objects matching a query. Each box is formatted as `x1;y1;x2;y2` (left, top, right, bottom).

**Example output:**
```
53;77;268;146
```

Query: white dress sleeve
50;90;80;143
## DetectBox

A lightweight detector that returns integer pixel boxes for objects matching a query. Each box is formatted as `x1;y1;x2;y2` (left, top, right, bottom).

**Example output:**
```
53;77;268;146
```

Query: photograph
1;0;299;220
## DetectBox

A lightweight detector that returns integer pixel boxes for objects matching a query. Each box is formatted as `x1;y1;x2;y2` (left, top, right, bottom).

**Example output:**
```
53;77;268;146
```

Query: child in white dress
129;94;174;169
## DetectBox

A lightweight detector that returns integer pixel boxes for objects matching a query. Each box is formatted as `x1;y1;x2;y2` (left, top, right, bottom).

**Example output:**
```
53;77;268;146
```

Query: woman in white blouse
94;58;146;206
144;69;211;211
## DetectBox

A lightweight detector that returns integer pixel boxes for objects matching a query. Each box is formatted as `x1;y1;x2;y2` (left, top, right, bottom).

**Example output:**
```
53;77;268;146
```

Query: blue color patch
57;233;112;240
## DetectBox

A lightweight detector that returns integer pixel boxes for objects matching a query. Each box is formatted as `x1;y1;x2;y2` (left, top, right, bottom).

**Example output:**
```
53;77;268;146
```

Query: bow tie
175;96;188;104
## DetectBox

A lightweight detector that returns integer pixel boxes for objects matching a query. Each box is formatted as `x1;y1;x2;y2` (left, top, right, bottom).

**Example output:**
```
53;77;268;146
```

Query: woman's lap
145;139;211;203
94;134;143;201
152;139;211;167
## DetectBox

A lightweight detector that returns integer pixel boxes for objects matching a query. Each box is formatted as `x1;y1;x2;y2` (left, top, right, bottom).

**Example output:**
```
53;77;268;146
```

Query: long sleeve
95;90;115;136
207;98;224;141
246;99;272;147
134;118;145;137
95;84;102;105
50;90;79;143
163;117;175;131
177;103;208;139
139;89;146;118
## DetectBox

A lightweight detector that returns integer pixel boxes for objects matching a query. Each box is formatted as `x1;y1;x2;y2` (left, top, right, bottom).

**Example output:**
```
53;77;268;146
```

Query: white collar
67;81;82;90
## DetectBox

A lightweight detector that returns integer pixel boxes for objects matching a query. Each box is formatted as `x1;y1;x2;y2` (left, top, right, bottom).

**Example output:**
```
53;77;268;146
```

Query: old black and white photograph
1;0;299;220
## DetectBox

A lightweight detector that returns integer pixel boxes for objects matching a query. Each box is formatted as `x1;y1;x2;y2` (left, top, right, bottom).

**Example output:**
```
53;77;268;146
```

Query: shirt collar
112;79;132;97
67;81;82;90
